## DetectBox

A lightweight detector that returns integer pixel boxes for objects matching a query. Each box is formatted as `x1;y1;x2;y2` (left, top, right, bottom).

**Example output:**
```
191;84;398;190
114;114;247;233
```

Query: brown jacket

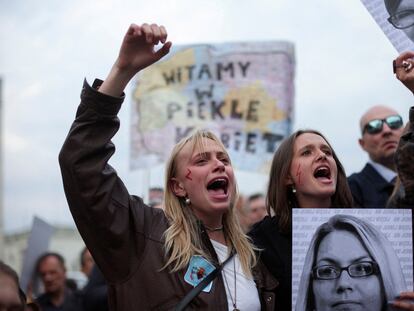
59;79;278;311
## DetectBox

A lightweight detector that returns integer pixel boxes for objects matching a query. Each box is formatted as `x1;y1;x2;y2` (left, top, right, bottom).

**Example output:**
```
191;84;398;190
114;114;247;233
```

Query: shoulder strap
175;252;235;311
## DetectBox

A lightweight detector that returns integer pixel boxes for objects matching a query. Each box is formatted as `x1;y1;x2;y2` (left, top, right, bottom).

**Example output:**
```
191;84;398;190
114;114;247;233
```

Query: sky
1;0;413;233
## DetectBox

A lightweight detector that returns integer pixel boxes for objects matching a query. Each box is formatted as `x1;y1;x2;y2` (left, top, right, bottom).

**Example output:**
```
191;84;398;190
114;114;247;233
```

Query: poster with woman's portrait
292;208;413;311
361;0;414;52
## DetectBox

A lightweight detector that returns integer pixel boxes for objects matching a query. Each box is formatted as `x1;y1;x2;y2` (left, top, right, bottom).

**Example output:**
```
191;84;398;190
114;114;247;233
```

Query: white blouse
211;239;261;311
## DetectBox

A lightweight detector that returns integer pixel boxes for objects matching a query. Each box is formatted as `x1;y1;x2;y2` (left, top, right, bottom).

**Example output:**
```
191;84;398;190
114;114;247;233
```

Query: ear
169;178;186;197
358;138;366;151
285;174;294;186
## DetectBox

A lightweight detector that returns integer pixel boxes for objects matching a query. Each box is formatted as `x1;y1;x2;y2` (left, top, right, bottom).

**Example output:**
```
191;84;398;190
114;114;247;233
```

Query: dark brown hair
35;252;66;273
266;129;353;233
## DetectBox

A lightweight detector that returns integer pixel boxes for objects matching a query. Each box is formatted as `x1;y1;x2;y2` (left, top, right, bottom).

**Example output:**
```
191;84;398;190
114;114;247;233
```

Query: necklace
222;256;239;311
204;224;224;232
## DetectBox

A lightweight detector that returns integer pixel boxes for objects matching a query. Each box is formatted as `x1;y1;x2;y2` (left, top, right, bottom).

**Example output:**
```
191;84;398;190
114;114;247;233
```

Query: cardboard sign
131;42;295;173
19;216;55;291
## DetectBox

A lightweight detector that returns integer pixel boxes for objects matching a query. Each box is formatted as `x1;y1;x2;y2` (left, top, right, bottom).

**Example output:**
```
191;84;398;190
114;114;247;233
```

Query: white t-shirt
211;239;261;311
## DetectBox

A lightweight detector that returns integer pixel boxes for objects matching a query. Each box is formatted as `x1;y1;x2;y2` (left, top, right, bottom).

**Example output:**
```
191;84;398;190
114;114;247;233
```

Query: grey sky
1;0;412;233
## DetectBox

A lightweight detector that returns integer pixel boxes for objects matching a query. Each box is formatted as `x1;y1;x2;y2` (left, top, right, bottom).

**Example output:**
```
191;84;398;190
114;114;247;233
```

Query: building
4;225;86;278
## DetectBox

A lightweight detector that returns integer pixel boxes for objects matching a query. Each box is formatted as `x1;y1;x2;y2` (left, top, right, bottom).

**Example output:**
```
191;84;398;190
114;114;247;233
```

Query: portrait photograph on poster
292;208;413;311
361;0;414;52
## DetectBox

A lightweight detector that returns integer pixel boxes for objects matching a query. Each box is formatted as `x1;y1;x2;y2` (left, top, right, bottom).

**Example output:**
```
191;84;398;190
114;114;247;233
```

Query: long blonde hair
163;130;257;276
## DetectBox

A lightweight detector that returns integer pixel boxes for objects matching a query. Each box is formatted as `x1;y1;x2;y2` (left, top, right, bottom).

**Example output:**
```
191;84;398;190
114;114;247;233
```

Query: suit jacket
348;163;394;208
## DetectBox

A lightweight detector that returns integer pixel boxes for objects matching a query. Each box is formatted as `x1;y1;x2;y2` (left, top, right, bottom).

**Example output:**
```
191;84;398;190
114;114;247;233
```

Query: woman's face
172;137;235;222
288;133;338;207
312;230;385;311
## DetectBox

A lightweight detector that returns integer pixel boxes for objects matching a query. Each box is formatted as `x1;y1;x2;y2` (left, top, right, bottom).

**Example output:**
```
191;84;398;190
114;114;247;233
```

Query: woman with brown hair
249;129;353;311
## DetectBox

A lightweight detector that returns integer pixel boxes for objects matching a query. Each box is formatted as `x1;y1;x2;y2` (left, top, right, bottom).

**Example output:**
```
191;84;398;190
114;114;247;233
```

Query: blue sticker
184;255;216;293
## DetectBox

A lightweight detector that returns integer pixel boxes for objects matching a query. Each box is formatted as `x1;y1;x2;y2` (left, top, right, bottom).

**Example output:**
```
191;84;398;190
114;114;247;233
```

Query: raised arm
99;23;171;96
391;53;414;310
59;23;171;283
392;52;414;205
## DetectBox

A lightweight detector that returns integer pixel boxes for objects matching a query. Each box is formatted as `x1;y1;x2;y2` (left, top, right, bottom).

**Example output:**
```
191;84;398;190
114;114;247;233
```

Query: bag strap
175;252;235;311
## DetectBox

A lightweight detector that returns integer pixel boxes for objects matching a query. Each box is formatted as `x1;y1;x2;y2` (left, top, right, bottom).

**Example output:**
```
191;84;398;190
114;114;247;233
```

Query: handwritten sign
130;42;295;173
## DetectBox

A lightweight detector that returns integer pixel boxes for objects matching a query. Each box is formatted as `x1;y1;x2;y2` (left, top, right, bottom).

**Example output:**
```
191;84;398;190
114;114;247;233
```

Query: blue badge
184;255;216;293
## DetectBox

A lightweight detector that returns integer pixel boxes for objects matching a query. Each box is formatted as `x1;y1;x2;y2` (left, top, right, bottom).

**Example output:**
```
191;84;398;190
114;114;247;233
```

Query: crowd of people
1;23;414;310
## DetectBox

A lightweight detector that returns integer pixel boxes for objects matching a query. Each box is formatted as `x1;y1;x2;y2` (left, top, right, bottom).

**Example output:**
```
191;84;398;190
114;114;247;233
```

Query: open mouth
207;177;229;195
313;166;331;180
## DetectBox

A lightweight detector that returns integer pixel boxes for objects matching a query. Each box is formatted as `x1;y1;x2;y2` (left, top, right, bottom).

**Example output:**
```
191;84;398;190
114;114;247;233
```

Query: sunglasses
362;115;403;135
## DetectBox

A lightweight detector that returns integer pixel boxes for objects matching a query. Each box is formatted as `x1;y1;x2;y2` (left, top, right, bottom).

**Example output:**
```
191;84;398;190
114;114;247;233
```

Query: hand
115;23;171;76
390;291;414;310
394;51;414;95
99;23;172;97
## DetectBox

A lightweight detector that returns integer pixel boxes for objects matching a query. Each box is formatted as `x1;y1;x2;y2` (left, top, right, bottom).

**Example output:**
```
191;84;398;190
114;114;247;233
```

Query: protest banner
130;42;295;173
20;216;55;292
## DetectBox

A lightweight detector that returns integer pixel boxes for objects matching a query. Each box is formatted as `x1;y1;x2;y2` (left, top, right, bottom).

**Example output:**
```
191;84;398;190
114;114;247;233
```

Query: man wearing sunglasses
348;105;404;208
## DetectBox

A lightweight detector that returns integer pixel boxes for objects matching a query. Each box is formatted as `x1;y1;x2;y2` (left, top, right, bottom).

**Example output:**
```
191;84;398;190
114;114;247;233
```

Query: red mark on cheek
185;168;192;180
295;164;302;186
